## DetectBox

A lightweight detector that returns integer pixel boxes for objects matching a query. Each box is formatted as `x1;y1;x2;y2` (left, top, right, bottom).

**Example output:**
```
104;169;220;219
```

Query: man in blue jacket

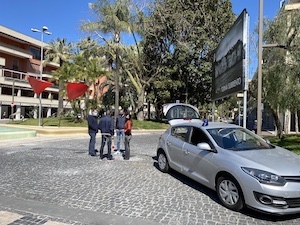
87;108;99;156
98;110;114;160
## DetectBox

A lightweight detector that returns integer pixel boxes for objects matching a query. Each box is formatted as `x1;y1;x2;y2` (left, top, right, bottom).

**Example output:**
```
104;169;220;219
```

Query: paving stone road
0;132;300;225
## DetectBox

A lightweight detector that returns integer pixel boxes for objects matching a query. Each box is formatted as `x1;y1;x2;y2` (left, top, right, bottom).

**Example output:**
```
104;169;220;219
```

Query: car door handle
184;150;189;155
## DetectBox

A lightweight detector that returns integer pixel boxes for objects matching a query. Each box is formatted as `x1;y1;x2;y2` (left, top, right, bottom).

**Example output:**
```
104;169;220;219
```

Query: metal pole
32;26;51;126
238;101;241;126
38;31;44;126
114;33;120;122
11;79;15;119
257;0;263;136
212;101;215;122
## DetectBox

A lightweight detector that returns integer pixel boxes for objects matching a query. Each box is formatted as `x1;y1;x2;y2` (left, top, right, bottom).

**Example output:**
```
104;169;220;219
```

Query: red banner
66;82;89;101
27;76;53;95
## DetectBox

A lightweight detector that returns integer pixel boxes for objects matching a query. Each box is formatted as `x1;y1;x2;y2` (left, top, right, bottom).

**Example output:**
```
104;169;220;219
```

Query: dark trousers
88;132;97;156
124;134;132;160
100;134;112;159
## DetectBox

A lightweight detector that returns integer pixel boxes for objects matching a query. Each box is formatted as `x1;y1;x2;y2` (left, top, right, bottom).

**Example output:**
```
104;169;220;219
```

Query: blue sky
1;0;283;76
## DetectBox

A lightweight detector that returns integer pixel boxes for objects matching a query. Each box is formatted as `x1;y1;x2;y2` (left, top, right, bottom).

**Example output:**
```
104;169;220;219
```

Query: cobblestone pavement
0;132;300;225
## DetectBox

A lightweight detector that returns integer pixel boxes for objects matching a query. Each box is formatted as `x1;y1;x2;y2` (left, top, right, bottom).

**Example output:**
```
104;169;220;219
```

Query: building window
21;89;35;97
52;92;58;100
42;91;49;99
12;59;19;71
30;47;41;60
1;87;12;95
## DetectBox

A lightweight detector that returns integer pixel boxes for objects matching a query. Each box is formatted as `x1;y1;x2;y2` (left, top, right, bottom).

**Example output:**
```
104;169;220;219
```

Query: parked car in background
156;121;300;215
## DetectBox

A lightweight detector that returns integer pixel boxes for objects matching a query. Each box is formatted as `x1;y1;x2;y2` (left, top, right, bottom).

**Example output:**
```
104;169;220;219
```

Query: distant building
0;25;70;119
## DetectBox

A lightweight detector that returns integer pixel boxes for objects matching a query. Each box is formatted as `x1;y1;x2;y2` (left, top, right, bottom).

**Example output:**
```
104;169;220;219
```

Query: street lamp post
257;0;263;136
31;26;52;126
257;1;288;135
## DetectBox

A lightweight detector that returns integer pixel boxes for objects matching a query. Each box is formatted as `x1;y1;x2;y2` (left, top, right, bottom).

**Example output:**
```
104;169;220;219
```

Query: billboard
212;9;249;101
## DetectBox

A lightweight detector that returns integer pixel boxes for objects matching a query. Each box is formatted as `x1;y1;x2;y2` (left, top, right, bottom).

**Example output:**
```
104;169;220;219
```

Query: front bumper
243;180;300;215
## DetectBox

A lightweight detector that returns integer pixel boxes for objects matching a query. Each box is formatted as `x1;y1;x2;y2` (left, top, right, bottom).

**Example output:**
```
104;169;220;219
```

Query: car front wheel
216;176;244;211
157;151;169;173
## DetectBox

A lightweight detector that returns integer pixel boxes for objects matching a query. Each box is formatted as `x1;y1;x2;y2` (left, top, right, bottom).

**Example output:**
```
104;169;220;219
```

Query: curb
0;124;165;137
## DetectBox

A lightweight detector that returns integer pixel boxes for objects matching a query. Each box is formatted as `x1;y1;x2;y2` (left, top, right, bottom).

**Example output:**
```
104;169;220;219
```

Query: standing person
99;110;114;160
123;114;132;160
87;108;99;157
115;109;126;154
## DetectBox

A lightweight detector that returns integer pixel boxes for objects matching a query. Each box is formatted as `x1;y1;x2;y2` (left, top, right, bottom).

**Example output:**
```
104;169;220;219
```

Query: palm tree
45;38;73;116
81;0;132;119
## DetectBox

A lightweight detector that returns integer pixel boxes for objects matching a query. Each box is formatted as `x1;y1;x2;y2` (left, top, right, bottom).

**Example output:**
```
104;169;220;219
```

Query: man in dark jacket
98;110;114;160
115;109;126;154
87;108;99;156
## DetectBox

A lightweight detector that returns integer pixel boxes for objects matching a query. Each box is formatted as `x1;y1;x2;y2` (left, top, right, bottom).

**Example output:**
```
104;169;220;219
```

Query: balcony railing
0;68;58;87
0;68;38;81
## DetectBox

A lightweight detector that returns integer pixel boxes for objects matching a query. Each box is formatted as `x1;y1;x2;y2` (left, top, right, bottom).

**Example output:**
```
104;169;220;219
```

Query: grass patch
133;119;169;130
8;117;169;130
266;135;300;155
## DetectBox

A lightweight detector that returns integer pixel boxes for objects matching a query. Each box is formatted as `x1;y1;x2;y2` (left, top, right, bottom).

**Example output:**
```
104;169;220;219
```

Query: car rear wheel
157;151;169;173
216;176;244;211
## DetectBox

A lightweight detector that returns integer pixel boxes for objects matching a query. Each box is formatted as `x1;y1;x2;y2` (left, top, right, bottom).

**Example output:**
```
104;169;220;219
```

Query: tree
81;0;133;120
143;0;235;115
45;38;73;116
262;7;300;137
50;38;109;117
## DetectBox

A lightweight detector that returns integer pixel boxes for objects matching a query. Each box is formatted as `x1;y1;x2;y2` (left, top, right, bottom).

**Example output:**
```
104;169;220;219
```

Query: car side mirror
197;142;212;151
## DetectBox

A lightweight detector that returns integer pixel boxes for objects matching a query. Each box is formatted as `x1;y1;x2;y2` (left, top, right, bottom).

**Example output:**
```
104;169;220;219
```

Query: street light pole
31;26;52;126
257;0;263;136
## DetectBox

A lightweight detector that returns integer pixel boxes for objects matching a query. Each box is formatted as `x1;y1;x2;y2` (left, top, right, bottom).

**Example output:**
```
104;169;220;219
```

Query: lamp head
31;28;40;32
42;26;48;31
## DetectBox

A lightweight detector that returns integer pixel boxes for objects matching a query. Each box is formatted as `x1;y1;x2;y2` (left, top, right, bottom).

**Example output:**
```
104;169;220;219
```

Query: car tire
216;176;244;211
157;151;169;173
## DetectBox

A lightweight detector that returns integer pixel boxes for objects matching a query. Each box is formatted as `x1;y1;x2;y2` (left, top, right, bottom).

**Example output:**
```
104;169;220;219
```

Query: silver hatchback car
156;121;300;215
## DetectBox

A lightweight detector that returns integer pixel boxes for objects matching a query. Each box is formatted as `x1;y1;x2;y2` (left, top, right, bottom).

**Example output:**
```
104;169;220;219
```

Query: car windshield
207;127;273;151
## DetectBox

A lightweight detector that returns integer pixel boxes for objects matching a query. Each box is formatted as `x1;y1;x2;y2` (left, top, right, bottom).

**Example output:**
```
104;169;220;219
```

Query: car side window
189;127;211;146
171;126;189;142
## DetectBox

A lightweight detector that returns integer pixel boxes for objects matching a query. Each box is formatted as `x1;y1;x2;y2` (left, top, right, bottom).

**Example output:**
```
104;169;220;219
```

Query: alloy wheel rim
219;180;239;206
158;154;166;170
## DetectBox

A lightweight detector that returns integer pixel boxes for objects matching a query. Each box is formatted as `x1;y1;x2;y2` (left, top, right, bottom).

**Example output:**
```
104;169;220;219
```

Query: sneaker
114;151;121;155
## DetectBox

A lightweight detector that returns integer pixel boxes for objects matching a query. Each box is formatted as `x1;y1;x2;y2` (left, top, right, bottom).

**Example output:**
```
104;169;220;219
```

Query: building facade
0;25;69;120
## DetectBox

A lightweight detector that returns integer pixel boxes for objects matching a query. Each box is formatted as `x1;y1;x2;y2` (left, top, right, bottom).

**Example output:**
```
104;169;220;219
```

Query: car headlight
242;167;286;186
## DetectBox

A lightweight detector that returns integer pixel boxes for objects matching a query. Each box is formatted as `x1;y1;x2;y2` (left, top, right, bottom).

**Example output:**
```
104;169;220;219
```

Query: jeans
116;129;125;151
124;134;132;160
88;132;97;156
100;134;112;159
